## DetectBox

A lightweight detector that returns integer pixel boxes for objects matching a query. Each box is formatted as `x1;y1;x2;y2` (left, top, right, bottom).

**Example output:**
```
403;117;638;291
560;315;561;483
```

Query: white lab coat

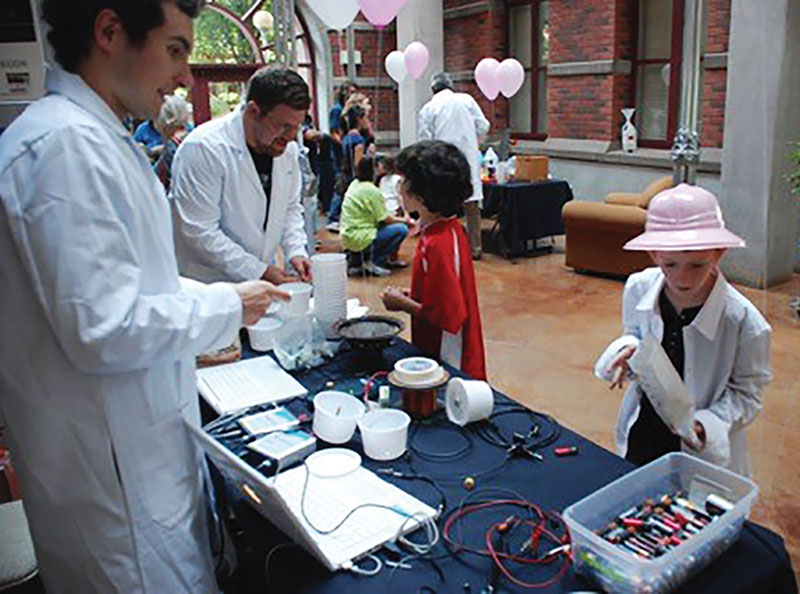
598;267;771;476
0;68;242;593
418;89;490;203
171;106;307;282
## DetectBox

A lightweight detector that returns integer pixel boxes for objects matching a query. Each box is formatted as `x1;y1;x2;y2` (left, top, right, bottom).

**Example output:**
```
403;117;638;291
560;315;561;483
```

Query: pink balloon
474;58;500;101
357;0;407;28
497;58;525;98
403;42;430;81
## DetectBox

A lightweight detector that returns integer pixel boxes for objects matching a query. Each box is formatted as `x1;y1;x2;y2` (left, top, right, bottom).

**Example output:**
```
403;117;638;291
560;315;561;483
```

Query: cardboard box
514;155;549;182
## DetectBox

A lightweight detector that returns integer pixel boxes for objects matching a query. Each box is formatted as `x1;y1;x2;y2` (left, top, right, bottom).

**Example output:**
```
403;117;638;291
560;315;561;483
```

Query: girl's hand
381;287;410;312
607;345;637;390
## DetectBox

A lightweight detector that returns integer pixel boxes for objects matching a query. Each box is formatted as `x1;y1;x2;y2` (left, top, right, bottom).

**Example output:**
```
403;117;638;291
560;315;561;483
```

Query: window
632;0;684;148
508;0;549;138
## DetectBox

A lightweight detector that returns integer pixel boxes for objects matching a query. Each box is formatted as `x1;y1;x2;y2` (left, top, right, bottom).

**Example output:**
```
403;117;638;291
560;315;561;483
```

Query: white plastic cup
312;391;366;444
281;282;313;317
246;316;283;352
357;409;411;461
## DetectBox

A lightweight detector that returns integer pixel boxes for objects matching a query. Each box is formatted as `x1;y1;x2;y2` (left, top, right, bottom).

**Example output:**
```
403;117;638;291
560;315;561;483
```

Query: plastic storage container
563;453;758;594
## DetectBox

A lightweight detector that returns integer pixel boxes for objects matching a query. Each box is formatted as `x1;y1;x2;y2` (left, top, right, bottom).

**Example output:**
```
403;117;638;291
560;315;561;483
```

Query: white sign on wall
0;0;45;102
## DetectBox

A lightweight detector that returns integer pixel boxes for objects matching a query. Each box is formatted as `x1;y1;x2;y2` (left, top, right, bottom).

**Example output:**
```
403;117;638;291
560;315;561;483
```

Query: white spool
445;378;494;426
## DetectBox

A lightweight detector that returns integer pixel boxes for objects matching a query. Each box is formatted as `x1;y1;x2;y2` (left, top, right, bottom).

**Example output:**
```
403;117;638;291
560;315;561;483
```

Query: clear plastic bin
563;453;758;593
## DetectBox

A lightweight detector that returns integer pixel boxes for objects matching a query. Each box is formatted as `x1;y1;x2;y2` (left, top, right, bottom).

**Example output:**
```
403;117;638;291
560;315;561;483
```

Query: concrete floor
321;229;800;580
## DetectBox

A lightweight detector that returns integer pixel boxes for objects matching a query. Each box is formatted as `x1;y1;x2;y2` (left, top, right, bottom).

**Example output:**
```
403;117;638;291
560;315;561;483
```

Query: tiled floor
322;229;800;580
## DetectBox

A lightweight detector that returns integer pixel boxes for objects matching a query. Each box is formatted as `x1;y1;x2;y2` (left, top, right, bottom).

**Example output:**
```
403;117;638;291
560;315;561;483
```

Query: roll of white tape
445;377;494;426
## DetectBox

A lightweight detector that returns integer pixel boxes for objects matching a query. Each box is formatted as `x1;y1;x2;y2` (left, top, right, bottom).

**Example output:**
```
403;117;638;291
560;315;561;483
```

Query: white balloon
384;50;407;83
307;0;359;31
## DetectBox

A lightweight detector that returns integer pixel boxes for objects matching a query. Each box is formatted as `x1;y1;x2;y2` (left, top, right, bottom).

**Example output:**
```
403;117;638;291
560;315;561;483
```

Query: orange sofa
561;176;673;277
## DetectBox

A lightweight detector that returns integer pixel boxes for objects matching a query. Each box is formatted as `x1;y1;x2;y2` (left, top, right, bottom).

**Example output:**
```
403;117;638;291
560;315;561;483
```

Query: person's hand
262;265;297;285
290;256;312;282
367;143;377;156
381;287;411;312
607;345;637;390
682;421;707;452
234;280;290;326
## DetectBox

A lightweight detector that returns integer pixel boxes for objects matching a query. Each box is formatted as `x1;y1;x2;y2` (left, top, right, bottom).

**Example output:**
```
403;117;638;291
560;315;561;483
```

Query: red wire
443;499;572;588
362;371;388;403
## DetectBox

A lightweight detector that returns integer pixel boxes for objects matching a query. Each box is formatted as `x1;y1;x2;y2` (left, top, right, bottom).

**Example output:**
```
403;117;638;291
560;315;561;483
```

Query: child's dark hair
355;156;376;182
395;141;472;217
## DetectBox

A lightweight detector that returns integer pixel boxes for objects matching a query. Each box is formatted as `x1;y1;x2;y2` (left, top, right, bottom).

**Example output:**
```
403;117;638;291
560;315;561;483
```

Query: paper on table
628;334;702;450
197;355;308;414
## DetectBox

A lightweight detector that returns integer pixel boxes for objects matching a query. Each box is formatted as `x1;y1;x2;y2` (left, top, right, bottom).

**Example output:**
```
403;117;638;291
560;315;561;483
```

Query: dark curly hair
395;140;472;217
41;0;202;73
246;66;311;115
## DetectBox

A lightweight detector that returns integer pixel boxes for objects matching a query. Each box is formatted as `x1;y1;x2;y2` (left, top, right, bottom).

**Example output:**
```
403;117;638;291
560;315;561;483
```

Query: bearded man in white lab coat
418;72;490;260
0;2;286;592
171;66;312;284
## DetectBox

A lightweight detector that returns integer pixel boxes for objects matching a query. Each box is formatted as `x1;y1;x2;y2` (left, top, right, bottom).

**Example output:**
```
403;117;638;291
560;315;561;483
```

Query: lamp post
670;0;706;185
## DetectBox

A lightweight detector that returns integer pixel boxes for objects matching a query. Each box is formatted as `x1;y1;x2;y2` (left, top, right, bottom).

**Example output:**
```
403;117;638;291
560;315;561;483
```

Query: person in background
326;104;372;232
381;140;487;380
299;116;320;256
418;72;490;260
133;116;165;158
0;1;286;591
153;93;191;192
171;66;312;284
596;184;771;475
377;154;403;215
340;156;411;277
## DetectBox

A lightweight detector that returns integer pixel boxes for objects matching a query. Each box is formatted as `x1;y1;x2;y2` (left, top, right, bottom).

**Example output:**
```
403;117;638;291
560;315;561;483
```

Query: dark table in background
482;179;573;258
210;339;796;594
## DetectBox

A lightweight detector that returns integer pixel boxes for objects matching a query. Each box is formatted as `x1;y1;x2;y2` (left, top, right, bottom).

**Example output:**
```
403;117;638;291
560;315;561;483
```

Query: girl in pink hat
594;184;772;475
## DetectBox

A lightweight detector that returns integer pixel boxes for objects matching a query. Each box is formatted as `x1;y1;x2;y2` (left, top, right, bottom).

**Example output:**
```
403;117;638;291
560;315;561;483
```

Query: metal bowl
334;315;404;351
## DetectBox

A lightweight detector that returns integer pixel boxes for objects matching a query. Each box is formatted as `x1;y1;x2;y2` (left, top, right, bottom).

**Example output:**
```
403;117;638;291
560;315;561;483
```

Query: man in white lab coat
418;72;490;259
171;66;312;284
0;2;285;592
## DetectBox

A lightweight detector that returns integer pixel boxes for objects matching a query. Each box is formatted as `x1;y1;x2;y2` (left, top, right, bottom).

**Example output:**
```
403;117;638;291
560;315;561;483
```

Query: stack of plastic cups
311;254;348;339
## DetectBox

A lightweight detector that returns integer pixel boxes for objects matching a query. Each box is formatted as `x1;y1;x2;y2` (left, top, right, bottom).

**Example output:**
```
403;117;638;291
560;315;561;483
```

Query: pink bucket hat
624;183;745;251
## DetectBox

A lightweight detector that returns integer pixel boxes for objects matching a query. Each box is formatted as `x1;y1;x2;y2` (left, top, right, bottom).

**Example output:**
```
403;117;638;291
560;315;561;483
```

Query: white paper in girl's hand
628;334;702;450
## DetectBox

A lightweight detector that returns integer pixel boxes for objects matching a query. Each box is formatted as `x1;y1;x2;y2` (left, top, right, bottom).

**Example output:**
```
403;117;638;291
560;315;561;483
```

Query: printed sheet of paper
628;334;701;449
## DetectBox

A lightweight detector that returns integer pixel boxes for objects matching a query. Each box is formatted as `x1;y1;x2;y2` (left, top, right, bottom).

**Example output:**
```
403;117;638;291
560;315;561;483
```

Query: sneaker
363;262;390;277
325;221;340;233
385;260;409;270
347;266;365;277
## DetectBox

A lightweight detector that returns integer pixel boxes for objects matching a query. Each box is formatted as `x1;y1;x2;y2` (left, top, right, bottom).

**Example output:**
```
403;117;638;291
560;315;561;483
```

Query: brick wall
443;3;508;133
547;0;622;141
327;17;399;132
701;0;731;148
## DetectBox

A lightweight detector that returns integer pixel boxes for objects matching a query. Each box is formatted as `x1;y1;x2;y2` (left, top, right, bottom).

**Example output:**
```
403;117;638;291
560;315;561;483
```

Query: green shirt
340;180;389;252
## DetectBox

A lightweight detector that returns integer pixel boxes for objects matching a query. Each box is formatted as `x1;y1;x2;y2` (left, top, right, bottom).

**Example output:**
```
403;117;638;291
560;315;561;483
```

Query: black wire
264;542;298;591
408;416;474;461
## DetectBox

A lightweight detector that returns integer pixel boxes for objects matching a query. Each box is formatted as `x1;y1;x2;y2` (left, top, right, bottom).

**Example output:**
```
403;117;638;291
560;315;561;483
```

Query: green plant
787;141;800;195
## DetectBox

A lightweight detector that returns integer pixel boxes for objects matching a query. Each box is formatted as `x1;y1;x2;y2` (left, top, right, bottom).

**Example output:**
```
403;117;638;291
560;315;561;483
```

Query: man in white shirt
0;2;284;592
418;72;490;259
171;66;312;284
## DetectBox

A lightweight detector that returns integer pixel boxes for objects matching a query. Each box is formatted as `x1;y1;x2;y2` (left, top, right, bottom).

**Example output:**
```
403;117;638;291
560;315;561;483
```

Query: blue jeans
328;191;343;223
352;223;408;267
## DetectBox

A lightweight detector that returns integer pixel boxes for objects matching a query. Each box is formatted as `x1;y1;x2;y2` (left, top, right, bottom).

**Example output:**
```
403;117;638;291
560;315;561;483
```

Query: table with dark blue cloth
482;179;573;257
208;339;796;594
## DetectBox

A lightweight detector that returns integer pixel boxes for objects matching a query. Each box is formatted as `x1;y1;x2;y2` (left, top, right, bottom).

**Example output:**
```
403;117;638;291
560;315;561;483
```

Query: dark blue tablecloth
211;339;796;594
482;180;573;257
